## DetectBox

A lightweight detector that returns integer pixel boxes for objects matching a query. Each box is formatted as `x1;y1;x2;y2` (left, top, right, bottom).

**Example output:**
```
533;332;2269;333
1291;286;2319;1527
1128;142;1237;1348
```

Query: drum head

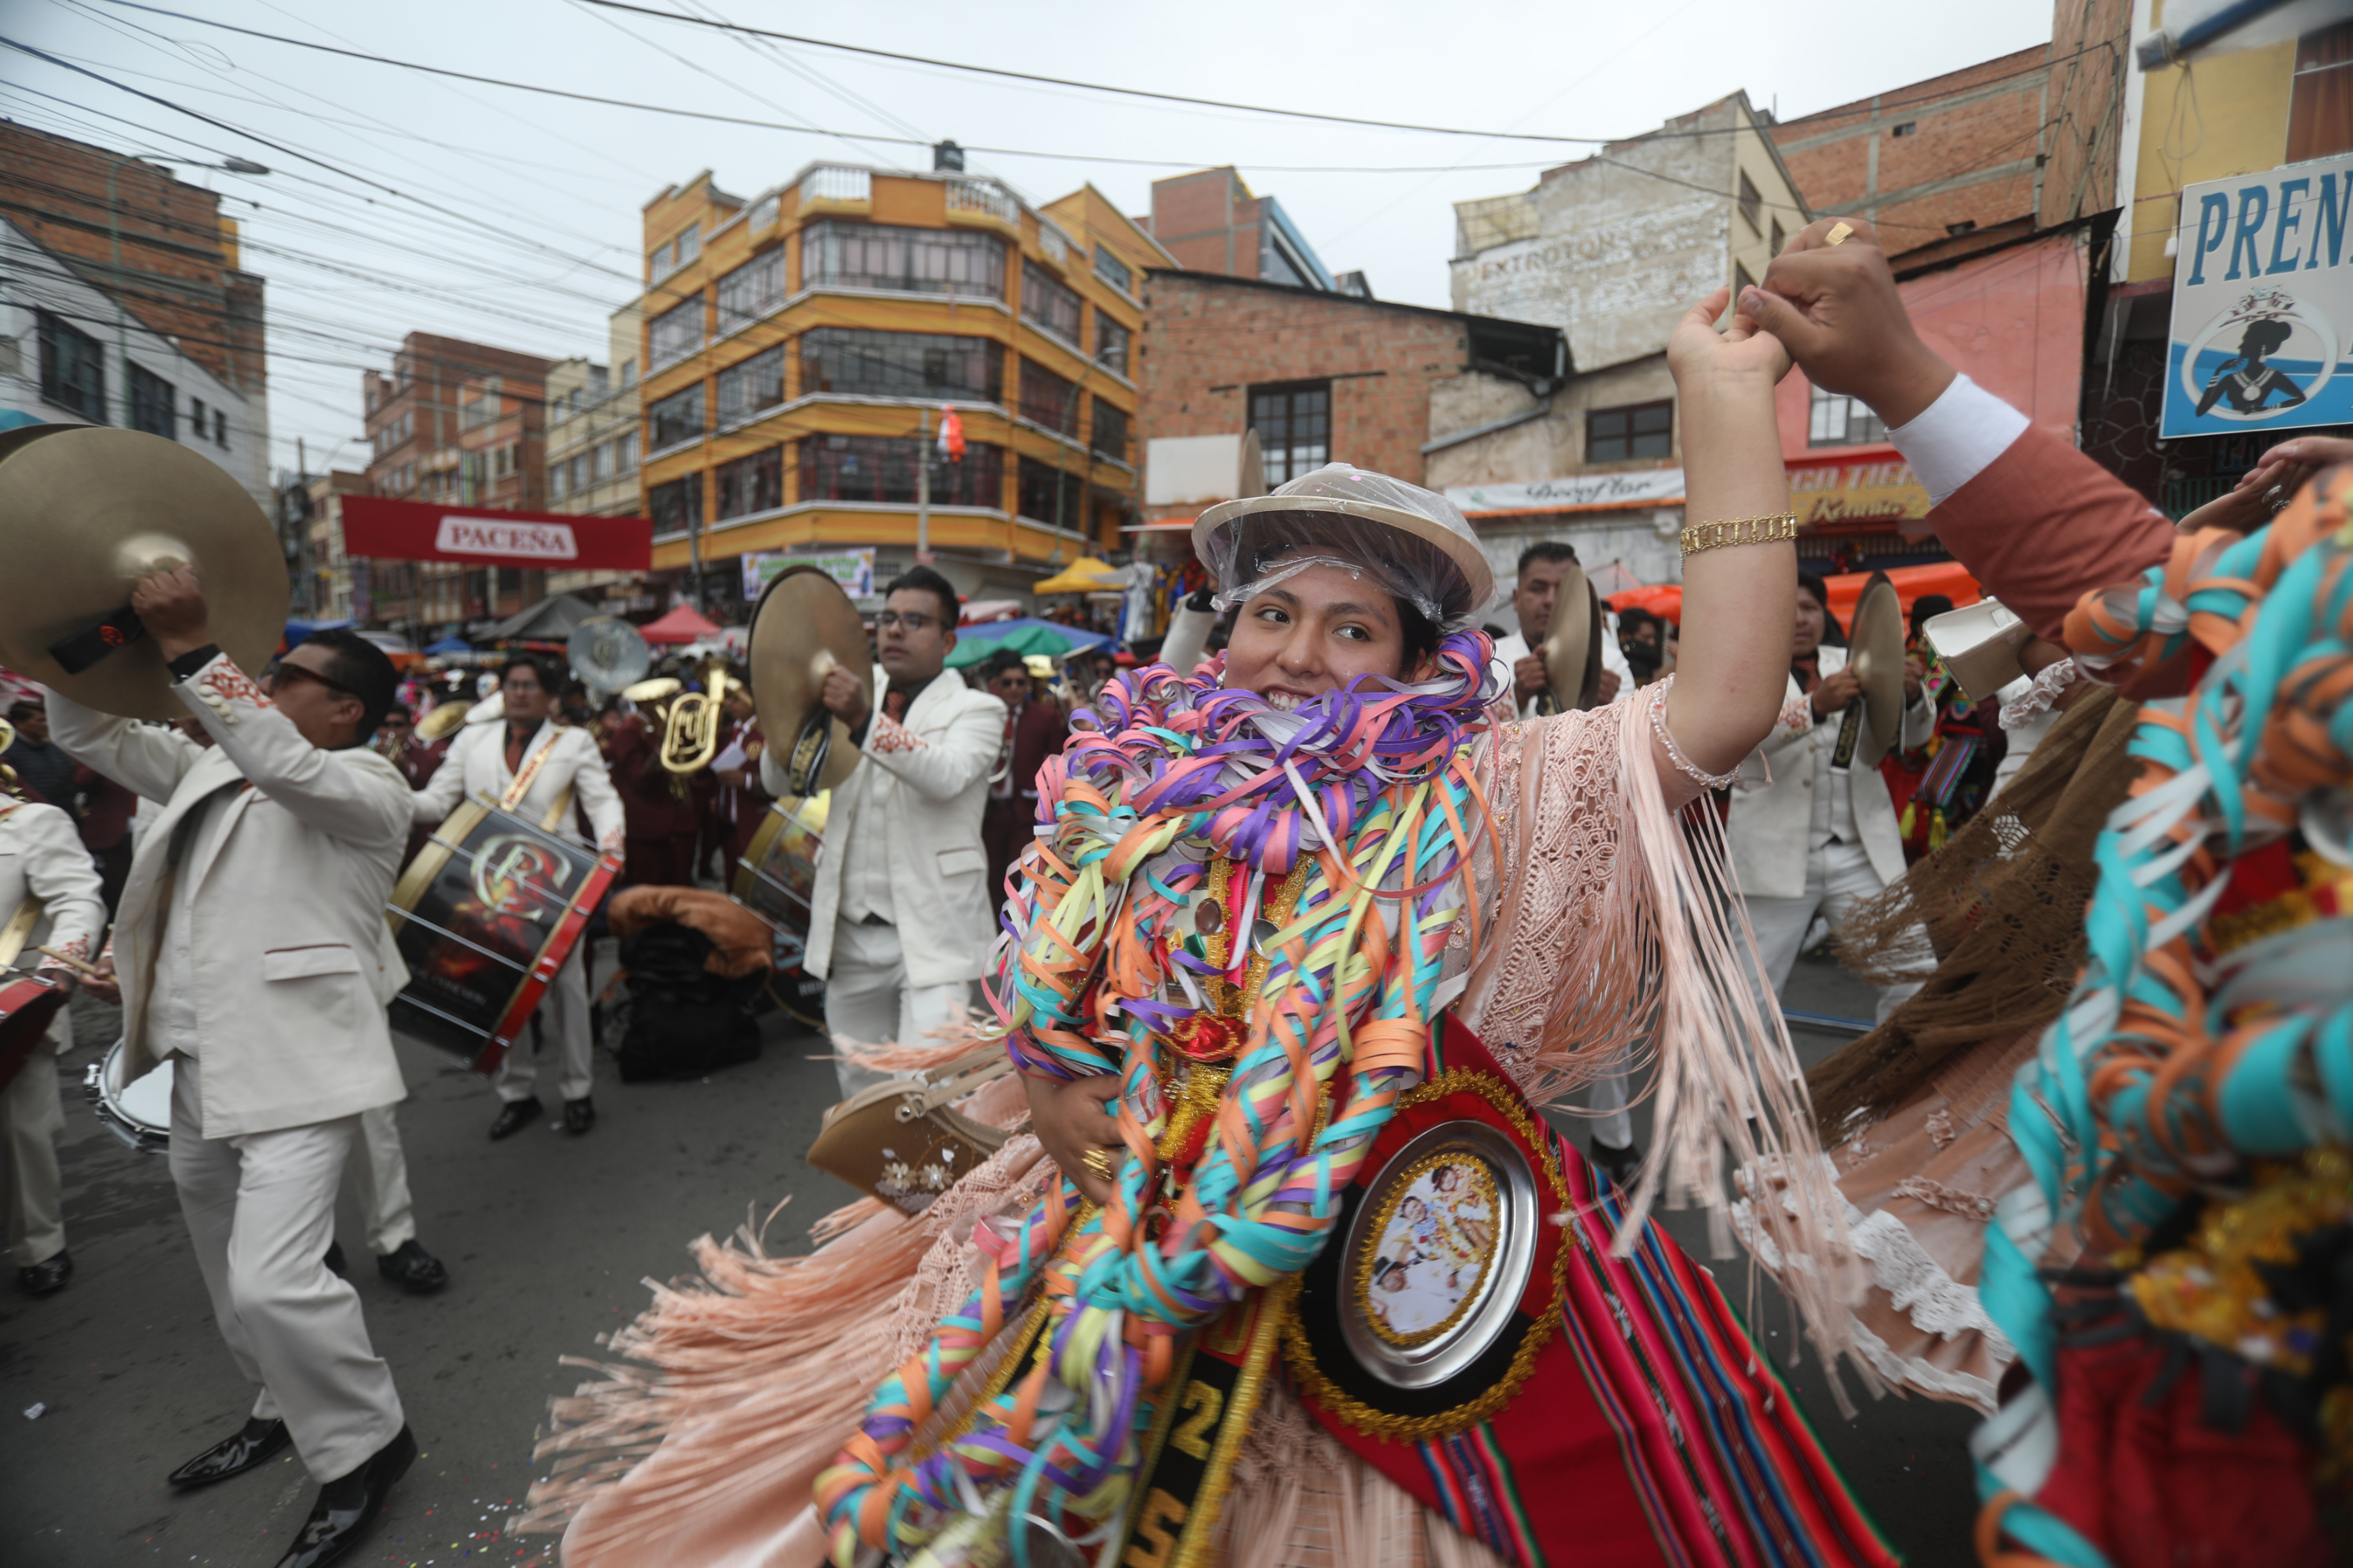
111;1044;174;1133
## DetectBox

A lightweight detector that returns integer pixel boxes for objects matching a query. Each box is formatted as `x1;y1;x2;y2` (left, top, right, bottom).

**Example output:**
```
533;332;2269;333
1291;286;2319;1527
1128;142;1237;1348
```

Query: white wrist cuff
1887;374;2030;507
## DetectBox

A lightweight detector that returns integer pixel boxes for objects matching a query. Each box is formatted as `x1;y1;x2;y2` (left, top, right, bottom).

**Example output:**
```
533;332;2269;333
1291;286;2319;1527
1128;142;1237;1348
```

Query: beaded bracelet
1647;676;1741;790
1679;513;1798;556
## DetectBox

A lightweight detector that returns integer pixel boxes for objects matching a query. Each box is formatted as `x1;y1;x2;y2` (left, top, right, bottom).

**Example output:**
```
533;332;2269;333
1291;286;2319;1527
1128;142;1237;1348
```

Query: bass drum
85;1039;171;1155
732;791;828;1029
0;971;68;1093
386;797;623;1074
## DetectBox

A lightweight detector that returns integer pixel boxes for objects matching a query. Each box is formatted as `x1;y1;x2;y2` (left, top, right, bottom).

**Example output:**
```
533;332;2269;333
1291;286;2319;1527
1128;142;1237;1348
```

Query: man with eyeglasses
48;568;422;1568
409;653;625;1139
762;566;1006;1097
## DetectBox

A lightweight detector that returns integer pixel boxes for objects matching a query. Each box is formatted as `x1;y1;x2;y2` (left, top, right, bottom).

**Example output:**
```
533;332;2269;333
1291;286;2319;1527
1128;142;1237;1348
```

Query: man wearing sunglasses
761;566;1006;1097
48;566;421;1568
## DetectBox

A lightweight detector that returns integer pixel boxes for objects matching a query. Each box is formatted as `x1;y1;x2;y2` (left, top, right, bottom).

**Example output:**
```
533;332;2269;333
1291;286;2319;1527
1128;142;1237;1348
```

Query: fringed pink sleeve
1455;697;1867;1407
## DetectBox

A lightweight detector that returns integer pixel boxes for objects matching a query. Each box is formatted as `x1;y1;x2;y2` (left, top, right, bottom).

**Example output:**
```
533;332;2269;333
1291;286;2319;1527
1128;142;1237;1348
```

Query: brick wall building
1137;168;1341;292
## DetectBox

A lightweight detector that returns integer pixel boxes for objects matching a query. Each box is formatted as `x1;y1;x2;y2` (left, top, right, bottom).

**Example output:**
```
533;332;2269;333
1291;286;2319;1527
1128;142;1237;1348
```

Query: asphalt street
0;952;1977;1568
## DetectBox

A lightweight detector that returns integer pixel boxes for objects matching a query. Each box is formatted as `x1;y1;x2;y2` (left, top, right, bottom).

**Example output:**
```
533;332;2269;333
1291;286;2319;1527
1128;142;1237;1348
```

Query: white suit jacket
0;798;107;1048
409;716;624;850
1726;644;1932;900
763;666;1005;989
51;654;414;1138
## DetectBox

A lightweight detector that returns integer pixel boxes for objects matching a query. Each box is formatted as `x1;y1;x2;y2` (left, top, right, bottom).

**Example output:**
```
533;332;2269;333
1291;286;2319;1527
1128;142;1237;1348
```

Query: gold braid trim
1173;1274;1301;1568
1280;1067;1570;1444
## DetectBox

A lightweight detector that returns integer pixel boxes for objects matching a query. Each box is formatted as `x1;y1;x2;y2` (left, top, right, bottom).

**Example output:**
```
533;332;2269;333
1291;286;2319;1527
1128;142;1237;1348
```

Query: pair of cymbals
1845;574;1907;769
1538;564;1607;713
749;566;872;795
0;427;288;721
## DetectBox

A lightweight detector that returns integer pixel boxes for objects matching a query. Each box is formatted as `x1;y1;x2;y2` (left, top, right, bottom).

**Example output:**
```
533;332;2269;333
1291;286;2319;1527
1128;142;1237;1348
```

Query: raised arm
1653;287;1800;812
47;691;203;805
171;651;410;853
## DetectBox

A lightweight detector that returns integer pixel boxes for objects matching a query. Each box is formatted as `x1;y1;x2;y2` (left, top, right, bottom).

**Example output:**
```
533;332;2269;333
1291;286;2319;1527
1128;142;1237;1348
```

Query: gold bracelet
1678;513;1798;556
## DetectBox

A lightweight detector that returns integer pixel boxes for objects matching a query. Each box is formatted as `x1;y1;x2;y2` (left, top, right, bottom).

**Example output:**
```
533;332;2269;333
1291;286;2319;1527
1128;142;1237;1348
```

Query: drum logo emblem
474;834;574;919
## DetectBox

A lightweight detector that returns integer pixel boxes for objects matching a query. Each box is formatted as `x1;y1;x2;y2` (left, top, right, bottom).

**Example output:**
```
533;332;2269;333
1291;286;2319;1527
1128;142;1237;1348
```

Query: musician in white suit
1728;571;1935;1024
50;569;418;1568
409;652;624;1139
761;566;1006;1098
0;774;105;1297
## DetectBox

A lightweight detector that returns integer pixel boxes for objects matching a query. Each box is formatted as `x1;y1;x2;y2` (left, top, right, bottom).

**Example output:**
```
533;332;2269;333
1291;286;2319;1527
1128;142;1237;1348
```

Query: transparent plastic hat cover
1198;464;1490;630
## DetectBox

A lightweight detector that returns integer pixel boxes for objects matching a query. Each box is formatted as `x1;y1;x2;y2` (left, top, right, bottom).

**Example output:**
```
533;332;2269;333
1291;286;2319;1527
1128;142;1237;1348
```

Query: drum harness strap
500;728;577;833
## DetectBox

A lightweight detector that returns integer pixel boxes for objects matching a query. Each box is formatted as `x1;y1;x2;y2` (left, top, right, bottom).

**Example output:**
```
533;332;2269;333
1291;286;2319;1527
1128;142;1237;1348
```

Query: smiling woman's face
1221;558;1427;706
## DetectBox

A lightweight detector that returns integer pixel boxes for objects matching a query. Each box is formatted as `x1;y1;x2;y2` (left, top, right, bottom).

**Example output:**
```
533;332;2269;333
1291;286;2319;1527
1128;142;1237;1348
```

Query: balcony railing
944;177;1018;224
801;166;872;206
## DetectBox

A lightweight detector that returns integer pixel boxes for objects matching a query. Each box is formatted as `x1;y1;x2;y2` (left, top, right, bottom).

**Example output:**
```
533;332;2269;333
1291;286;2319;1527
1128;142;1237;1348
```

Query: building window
1891;121;1917;137
648;473;701;537
1734;261;1756;294
1247;382;1330;485
650;383;705;451
1808;384;1886;447
1019;358;1078;433
460;381;501;431
1093;246;1133;296
1587;400;1673;463
1017;456;1087;528
619;358;637;387
1737;170;1761;233
801;328;1004;403
192;395;208;434
128;364;176;438
1769;217;1785;255
715;446;785;519
1096;317;1131;378
36;310;104;421
577;453;595;491
803;220;1005;299
551;462;569;500
616;431;638;471
799;434;1003;506
717;344;786;425
716;248;785;333
649;298;705;372
671;224;701;270
2291;21;2353;161
1090;398;1128;462
1021;258;1083;344
213;408;228;446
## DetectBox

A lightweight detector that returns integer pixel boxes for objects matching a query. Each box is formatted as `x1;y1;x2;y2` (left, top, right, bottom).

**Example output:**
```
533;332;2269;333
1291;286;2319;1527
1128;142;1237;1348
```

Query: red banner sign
340;496;652;572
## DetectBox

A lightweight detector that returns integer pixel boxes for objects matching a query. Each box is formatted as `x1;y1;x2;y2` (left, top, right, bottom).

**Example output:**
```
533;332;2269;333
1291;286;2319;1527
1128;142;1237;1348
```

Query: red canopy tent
639;604;723;645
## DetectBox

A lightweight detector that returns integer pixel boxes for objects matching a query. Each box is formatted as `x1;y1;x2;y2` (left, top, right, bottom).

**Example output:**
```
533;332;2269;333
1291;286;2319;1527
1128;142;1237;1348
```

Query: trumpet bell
749;566;870;796
0;428;289;721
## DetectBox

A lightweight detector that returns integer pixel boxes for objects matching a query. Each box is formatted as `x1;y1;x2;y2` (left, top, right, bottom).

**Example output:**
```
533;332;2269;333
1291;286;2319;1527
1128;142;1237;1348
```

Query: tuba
0;427;288;720
658;660;739;774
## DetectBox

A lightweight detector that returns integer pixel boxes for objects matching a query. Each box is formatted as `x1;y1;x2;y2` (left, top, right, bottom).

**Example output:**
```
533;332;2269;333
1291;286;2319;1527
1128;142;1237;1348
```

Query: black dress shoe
323;1240;347;1277
1590;1138;1644;1188
561;1096;595;1135
489;1098;542;1140
376;1239;448;1294
17;1248;72;1295
273;1424;417;1568
168;1416;291;1488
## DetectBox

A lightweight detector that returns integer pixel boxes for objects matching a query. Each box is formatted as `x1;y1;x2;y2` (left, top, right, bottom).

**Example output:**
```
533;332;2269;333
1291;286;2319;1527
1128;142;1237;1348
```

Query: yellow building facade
634;162;1173;611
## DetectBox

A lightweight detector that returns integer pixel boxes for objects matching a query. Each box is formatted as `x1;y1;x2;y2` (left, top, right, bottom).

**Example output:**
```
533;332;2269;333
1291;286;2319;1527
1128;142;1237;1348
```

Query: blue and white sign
2164;153;2353;438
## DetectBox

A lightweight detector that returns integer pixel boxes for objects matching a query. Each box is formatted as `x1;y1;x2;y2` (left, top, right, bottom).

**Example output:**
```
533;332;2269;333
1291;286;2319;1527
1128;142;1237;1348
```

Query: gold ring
1824;220;1854;248
1081;1148;1117;1182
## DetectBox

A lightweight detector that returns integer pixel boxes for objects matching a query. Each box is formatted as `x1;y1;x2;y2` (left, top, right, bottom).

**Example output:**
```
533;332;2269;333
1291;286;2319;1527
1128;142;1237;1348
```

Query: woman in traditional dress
523;289;1893;1568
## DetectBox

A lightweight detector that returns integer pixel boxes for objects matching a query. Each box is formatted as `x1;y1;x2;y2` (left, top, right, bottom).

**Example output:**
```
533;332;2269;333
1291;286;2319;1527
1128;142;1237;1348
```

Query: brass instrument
658;661;739;775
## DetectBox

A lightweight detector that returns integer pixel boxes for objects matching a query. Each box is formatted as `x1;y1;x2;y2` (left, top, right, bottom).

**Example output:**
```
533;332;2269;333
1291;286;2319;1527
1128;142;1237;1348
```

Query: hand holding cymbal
129;565;211;659
820;664;870;731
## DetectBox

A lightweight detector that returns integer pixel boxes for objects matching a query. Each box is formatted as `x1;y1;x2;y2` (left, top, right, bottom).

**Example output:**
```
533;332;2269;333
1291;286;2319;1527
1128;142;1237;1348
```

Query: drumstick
37;946;108;981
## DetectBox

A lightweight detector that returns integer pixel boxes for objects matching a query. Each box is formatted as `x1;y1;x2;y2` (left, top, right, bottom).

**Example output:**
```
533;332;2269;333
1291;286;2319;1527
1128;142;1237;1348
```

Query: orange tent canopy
639;604;724;644
1820;561;1981;632
1607;584;1684;621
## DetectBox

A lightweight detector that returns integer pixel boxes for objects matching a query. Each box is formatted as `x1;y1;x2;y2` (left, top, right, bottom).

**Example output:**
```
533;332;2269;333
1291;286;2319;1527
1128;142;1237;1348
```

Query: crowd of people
1;214;2346;1568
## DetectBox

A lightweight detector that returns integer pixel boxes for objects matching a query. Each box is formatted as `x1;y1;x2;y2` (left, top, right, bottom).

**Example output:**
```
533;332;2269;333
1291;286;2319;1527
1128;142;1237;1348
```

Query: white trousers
824;917;970;1100
347;1103;415;1256
1586;1066;1634;1150
168;1057;404;1483
1744;837;1929;1025
2;1027;66;1267
493;942;594;1105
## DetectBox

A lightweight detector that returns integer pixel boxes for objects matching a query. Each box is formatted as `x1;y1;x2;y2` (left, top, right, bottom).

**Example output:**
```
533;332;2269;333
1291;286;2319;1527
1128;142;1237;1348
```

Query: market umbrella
640;604;725;645
484;593;601;643
944;617;1114;669
424;636;472;655
1030;558;1124;595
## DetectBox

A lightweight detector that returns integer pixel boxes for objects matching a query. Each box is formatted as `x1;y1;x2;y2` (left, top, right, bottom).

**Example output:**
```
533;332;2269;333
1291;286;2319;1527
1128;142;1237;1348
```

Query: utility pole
916;406;933;565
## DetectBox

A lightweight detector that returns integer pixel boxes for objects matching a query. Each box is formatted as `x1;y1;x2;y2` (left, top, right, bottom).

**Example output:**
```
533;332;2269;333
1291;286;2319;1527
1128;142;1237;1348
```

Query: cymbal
1540;564;1604;711
1847;573;1907;770
750;566;870;795
415;702;471;742
621;675;682;704
0;428;288;721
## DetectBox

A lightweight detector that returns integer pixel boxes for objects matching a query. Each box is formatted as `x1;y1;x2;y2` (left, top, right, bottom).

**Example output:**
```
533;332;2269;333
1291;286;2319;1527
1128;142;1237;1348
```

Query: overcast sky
5;0;2053;476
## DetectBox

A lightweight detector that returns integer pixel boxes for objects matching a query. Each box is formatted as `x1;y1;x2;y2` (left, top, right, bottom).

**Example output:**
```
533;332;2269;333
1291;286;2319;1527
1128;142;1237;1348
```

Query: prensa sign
2164;151;2353;438
340;496;653;572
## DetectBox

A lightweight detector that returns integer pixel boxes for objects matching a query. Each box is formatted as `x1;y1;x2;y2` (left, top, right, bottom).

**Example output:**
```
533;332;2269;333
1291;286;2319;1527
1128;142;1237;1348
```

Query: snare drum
386;797;622;1074
732;792;829;1027
85;1040;171;1155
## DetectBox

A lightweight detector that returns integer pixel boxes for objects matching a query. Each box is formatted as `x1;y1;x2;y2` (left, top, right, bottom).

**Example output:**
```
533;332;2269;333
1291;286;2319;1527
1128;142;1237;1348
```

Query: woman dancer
525;291;1891;1568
